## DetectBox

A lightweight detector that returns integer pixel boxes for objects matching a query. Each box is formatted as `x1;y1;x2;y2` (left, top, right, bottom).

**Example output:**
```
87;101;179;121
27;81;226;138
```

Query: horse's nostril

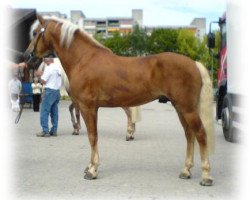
23;51;33;62
23;51;29;61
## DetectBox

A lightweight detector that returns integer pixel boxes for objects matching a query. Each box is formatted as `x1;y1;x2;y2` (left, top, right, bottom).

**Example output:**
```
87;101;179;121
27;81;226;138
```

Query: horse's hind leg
176;111;195;179
69;102;81;135
69;103;77;133
122;107;135;141
74;107;81;135
182;110;213;186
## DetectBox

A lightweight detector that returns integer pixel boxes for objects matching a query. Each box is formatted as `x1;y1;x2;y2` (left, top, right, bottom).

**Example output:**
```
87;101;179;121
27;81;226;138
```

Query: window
108;20;119;27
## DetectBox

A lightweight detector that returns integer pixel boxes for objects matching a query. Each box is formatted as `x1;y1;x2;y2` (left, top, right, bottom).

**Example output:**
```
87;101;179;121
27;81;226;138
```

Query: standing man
35;56;62;137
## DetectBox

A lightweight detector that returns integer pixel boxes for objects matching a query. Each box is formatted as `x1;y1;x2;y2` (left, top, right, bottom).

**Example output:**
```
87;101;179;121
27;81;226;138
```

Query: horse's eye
33;31;37;37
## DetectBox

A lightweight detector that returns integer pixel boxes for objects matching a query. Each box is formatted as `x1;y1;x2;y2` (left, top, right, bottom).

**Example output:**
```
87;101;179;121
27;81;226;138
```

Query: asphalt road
10;100;243;200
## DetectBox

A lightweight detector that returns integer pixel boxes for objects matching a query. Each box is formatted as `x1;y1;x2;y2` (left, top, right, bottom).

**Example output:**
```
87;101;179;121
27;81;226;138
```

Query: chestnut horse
24;15;214;186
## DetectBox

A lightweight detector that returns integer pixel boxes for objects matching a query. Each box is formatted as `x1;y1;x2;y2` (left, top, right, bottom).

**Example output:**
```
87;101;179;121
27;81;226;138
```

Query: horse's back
120;52;202;96
114;52;200;80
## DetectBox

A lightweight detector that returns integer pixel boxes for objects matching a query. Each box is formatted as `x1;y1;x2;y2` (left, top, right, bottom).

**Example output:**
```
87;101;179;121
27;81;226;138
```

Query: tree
95;26;148;56
126;25;148;56
148;29;179;54
102;32;130;56
177;29;199;60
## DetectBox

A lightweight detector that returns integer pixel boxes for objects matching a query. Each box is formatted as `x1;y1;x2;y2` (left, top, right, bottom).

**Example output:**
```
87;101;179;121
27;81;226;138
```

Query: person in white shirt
34;56;62;137
8;74;22;112
31;77;42;112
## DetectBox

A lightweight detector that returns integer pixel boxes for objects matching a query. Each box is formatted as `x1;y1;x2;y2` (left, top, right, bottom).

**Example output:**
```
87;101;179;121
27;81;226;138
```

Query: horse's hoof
179;172;191;179
126;135;134;141
84;166;89;173
84;172;97;180
200;178;213;186
72;132;79;135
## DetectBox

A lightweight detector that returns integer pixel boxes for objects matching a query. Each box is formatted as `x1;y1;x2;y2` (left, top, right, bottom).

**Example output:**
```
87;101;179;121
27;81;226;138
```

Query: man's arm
6;61;27;69
34;70;46;84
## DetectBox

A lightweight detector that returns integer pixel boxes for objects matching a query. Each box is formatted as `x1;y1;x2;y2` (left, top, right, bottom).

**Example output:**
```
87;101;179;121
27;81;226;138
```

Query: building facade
144;25;197;36
39;11;67;19
190;18;206;41
39;10;206;40
80;9;143;37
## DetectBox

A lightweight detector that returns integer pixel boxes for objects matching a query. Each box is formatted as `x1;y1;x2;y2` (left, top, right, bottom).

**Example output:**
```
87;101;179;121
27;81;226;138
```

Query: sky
8;0;226;31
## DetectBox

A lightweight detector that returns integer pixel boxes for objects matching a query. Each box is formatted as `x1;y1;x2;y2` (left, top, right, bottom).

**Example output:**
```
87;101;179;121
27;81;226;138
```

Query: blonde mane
30;16;109;50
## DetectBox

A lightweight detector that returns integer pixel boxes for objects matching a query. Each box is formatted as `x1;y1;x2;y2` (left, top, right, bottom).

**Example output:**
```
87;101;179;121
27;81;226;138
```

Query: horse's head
24;15;54;65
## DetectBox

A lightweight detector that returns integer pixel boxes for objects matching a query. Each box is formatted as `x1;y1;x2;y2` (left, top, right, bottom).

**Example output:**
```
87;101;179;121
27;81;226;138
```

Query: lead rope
15;68;25;124
15;102;23;124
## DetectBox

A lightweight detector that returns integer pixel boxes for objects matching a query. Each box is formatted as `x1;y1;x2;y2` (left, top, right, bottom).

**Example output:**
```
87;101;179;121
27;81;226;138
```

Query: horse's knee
88;133;98;146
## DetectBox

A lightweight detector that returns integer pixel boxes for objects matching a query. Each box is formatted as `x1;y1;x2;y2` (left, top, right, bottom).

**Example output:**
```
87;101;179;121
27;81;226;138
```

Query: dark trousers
33;94;41;112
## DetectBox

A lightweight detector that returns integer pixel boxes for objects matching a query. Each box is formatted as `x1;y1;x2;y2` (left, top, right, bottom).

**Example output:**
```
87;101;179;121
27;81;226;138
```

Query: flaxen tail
196;61;215;154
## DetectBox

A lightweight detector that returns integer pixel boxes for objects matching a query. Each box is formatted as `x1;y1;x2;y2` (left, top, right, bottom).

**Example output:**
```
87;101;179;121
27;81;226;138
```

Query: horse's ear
37;14;46;26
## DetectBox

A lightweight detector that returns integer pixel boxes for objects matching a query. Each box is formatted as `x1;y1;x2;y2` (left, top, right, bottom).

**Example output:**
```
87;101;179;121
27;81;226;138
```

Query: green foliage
148;29;179;54
101;32;129;56
126;25;148;56
177;29;198;59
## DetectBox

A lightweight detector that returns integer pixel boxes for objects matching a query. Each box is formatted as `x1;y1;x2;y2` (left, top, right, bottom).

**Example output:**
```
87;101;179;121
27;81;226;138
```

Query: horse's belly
97;92;155;107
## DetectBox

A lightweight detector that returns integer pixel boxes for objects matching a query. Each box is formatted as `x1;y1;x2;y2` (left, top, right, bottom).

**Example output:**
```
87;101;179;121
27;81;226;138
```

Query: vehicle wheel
221;94;235;142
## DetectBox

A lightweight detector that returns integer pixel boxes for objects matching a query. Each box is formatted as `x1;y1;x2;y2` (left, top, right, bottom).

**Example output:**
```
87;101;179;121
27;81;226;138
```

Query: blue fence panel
21;82;33;106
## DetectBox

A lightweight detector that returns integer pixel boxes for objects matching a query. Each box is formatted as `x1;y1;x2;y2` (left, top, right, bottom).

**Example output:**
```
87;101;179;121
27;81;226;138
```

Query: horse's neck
59;64;70;92
51;32;99;77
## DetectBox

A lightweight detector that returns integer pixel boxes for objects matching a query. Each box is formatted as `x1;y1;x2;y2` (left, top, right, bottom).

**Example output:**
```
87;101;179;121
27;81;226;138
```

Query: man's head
14;74;19;79
34;77;39;83
43;57;54;65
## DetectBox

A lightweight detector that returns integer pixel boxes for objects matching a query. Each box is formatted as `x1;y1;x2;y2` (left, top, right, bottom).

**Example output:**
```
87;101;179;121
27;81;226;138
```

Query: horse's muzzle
23;50;35;64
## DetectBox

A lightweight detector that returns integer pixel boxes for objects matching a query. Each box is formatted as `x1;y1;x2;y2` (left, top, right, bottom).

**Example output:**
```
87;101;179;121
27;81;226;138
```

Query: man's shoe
36;132;50;137
49;131;57;136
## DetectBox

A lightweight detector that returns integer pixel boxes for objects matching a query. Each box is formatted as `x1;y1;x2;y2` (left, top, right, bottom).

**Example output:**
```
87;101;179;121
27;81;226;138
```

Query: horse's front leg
80;107;99;180
177;111;195;179
122;107;136;141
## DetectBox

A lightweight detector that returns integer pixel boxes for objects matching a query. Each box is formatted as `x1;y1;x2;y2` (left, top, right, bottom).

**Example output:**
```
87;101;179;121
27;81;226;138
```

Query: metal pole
211;50;213;88
208;21;219;88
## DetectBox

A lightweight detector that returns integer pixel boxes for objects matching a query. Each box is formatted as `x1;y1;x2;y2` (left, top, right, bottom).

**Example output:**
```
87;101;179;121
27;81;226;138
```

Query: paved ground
10;100;242;200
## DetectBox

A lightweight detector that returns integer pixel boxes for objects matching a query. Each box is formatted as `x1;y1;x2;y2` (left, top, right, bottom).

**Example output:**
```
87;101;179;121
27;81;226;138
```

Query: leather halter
25;22;50;64
33;23;49;54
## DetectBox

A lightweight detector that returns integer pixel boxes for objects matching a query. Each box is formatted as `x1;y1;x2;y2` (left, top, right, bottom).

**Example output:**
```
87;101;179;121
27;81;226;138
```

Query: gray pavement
11;100;242;200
